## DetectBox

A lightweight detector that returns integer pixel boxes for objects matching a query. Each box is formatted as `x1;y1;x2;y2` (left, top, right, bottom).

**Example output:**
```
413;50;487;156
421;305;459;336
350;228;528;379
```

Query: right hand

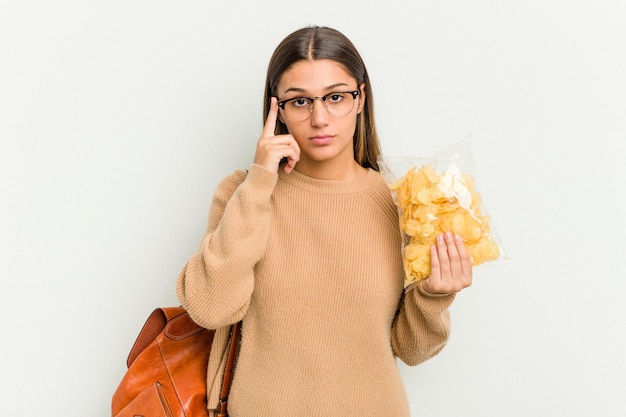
253;97;300;174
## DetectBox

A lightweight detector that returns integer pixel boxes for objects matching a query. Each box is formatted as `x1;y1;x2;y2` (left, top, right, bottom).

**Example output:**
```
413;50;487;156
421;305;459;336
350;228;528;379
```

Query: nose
310;97;329;126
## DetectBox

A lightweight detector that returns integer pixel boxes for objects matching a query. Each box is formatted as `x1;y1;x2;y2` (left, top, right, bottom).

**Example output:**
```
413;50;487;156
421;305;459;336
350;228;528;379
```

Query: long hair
263;26;382;170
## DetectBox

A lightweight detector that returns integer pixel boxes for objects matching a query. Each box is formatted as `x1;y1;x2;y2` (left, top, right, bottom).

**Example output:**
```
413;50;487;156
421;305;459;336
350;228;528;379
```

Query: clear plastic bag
378;134;507;288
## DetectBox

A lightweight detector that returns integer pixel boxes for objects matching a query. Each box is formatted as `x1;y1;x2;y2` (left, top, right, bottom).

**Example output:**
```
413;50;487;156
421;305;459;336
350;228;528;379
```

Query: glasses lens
281;92;357;121
325;92;355;117
283;98;312;122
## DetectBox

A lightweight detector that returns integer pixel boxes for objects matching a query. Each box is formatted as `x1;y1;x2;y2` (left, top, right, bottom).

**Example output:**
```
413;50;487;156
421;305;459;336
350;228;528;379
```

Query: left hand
421;232;473;294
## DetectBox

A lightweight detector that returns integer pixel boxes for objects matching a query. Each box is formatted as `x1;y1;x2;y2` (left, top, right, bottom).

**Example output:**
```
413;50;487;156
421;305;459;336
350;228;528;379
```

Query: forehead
277;59;356;94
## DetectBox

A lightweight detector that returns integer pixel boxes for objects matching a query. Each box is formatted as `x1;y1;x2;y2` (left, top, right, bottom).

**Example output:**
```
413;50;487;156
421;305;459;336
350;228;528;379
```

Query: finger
420;244;439;294
444;232;462;278
254;130;300;174
454;234;473;286
423;235;447;293
284;141;301;174
284;158;297;174
422;242;450;294
262;97;279;138
260;134;294;146
260;144;297;166
428;243;441;281
436;233;451;279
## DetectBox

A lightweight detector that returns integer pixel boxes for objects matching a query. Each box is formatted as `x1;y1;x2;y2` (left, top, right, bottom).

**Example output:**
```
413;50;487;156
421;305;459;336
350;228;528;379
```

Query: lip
310;135;334;145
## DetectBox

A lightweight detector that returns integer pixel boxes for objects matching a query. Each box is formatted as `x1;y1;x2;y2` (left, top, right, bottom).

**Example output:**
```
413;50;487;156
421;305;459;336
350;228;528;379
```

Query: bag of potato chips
378;134;506;288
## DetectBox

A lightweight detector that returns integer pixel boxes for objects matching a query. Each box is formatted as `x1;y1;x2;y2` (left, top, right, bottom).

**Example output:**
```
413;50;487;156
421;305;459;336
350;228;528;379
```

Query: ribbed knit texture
177;164;456;417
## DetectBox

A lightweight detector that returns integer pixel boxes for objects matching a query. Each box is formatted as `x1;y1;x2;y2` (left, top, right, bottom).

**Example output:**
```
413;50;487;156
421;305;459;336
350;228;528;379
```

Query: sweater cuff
405;280;456;298
415;281;455;298
405;282;457;310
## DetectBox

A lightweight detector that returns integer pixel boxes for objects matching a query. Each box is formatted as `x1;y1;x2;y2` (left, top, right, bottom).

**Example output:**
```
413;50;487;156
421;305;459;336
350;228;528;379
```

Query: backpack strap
216;321;242;417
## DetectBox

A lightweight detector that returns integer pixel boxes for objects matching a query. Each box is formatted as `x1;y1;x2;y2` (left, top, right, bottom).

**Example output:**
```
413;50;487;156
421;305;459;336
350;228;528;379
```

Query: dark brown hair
263;26;382;170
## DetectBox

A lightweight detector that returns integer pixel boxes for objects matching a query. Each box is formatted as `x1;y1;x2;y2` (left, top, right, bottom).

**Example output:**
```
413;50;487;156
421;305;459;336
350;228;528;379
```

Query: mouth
310;135;334;145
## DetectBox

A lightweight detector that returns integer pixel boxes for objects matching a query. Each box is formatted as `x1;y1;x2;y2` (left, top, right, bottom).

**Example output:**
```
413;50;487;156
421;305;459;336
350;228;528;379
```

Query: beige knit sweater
177;164;456;417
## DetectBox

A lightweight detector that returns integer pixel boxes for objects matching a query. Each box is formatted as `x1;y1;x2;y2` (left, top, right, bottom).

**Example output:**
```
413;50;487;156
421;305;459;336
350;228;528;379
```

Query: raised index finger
262;97;279;137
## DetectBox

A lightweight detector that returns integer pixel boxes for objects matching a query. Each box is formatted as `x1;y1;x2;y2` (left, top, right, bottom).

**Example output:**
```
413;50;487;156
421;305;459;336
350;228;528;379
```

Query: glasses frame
277;90;360;121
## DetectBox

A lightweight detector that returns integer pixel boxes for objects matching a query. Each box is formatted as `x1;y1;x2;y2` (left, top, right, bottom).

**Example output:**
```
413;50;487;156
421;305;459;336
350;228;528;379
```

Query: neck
294;158;367;180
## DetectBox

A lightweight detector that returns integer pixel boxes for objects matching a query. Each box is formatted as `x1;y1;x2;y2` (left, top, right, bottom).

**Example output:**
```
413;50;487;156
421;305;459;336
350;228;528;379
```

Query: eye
289;97;312;108
327;93;346;104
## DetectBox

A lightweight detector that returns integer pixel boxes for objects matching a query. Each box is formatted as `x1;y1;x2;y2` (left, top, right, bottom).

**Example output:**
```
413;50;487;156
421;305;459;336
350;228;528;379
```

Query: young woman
177;26;472;417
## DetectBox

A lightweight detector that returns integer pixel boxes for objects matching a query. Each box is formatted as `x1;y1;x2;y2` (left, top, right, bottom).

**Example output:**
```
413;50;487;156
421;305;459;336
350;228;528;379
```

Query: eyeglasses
277;90;360;122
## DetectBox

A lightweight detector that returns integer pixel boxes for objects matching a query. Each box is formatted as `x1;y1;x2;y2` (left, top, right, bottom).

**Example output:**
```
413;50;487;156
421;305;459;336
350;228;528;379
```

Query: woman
177;26;472;417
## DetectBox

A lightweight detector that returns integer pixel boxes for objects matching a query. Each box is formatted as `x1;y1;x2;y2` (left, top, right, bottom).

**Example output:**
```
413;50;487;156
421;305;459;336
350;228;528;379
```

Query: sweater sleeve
176;164;278;329
391;282;456;366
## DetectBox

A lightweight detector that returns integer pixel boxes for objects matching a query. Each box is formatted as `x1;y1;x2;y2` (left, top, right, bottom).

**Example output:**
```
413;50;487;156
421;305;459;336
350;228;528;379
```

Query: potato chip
451;214;482;242
390;164;500;287
416;188;435;205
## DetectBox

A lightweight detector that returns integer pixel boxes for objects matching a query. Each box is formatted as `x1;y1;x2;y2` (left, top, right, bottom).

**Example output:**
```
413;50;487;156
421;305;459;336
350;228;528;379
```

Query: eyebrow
282;82;351;95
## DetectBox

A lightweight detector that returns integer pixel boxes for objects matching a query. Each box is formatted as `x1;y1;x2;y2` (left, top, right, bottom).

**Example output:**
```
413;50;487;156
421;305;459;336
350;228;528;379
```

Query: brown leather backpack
111;307;239;417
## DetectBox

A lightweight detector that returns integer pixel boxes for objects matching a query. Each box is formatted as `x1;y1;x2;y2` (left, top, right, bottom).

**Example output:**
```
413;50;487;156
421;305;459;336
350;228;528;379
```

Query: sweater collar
278;168;380;195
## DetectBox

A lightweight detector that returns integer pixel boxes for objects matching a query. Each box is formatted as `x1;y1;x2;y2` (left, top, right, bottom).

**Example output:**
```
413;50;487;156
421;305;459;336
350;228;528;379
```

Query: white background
1;1;625;416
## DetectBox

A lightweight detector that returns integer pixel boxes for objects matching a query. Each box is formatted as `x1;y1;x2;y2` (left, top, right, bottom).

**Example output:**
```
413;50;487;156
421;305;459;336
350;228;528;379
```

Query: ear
357;83;366;114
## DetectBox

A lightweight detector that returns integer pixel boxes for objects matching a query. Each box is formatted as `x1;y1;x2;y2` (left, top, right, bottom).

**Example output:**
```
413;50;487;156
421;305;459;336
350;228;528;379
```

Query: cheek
342;116;359;137
282;121;306;142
